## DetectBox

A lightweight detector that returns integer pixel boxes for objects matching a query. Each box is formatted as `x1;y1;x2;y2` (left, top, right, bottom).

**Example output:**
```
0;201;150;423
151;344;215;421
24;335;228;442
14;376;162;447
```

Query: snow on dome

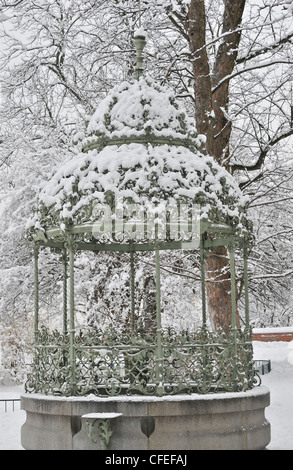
28;76;251;239
30;144;249;236
79;76;202;152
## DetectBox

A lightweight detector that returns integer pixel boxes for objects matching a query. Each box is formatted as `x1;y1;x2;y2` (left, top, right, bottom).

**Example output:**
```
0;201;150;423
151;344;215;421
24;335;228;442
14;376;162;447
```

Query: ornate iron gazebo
25;33;258;398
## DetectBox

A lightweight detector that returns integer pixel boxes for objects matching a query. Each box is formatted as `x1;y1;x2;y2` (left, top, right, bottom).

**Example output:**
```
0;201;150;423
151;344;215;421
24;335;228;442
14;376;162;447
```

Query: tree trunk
205;245;240;333
211;0;246;166
188;0;246;331
187;0;214;156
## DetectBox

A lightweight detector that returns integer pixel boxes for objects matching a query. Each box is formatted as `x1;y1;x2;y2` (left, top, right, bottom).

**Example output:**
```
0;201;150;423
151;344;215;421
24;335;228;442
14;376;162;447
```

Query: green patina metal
25;32;259;398
25;323;256;397
82;135;195;153
61;248;67;335
33;245;39;342
134;31;146;80
26;227;259;397
130;251;135;335
84;413;123;449
86;418;112;450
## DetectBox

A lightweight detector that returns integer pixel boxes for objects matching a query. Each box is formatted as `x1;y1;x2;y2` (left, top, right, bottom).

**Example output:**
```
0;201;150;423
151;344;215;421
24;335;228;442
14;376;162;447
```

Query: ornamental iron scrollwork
25;325;258;397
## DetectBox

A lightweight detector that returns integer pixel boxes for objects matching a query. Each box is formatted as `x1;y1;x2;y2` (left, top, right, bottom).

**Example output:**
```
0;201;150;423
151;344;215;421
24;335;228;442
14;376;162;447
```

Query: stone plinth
21;386;270;450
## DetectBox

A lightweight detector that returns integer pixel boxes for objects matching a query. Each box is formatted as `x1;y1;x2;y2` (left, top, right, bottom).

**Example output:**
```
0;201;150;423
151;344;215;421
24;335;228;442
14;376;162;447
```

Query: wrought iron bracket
83;412;123;450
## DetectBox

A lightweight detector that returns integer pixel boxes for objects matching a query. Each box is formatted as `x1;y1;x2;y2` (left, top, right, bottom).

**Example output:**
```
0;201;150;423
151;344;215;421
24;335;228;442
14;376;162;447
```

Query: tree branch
231;128;293;173
167;12;189;41
212;60;293;95
236;31;293;65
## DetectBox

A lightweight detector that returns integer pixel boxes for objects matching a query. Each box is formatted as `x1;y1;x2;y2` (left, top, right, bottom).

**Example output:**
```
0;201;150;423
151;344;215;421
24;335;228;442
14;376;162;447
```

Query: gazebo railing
25;325;259;397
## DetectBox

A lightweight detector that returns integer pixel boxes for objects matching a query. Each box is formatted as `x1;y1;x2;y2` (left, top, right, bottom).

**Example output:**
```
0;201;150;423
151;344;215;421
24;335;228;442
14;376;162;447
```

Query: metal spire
134;0;146;79
134;30;146;80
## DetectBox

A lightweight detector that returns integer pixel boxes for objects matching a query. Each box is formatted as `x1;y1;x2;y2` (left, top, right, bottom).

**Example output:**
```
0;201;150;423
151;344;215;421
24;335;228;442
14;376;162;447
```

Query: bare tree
168;0;293;330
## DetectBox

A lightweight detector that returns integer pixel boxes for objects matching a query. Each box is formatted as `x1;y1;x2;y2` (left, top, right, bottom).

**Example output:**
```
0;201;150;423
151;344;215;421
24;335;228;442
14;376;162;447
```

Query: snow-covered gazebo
21;33;270;450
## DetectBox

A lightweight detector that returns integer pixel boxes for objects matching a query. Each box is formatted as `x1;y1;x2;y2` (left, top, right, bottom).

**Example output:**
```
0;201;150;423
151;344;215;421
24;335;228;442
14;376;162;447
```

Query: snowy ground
0;340;292;451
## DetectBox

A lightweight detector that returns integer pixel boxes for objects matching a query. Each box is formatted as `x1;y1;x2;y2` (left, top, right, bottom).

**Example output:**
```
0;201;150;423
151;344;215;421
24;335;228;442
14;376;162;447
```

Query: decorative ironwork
25;325;258;397
86;418;112;449
84;413;122;449
26;35;256;403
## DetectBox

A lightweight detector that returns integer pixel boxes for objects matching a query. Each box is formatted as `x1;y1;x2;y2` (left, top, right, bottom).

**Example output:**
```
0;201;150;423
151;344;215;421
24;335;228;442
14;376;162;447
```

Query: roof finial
134;0;146;79
134;32;146;80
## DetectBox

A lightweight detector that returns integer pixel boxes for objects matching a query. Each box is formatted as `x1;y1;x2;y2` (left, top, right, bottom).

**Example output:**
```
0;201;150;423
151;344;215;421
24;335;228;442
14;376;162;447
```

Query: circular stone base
21;386;270;450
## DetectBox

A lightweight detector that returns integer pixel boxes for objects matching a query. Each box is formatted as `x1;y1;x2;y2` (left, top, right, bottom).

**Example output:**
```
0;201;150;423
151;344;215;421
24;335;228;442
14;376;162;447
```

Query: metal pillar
68;235;76;395
155;247;164;396
243;240;250;328
200;237;207;328
130;251;135;335
34;245;39;342
229;242;238;390
229;244;237;330
62;248;68;335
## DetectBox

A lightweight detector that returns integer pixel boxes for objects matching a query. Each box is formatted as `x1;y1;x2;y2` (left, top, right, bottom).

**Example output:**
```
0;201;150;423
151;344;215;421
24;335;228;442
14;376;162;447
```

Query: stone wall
21;386;271;450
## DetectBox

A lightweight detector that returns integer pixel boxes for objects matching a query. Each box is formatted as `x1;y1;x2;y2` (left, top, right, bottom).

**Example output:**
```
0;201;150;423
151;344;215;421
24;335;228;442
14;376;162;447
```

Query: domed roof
28;75;250;241
79;76;202;152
